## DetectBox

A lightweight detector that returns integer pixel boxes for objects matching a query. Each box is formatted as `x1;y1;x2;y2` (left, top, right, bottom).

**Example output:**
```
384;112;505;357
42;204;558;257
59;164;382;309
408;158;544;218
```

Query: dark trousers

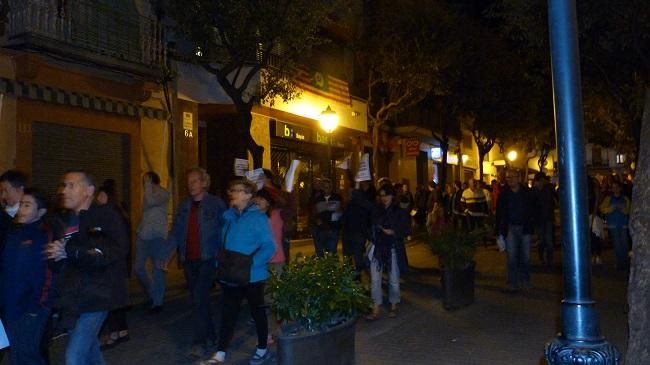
184;260;217;345
217;282;268;352
6;308;50;365
536;219;554;264
102;307;128;334
342;232;366;274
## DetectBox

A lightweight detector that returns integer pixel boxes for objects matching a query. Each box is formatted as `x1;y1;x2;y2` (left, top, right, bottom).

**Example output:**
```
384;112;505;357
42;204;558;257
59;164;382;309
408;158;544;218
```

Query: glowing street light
319;105;339;180
319;105;339;134
507;150;518;162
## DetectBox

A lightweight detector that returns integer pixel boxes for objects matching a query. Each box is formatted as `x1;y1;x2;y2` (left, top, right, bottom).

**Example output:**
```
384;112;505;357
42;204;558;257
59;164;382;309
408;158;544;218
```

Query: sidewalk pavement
22;239;629;364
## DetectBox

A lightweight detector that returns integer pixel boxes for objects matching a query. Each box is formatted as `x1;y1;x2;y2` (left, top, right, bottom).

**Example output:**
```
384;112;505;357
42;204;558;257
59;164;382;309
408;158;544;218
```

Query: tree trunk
478;151;485;182
371;118;382;180
626;87;650;363
440;137;449;187
236;102;264;169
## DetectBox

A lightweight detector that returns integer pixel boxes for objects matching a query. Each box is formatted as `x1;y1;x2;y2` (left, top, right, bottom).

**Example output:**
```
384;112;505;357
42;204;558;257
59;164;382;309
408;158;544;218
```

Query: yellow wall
140;117;170;189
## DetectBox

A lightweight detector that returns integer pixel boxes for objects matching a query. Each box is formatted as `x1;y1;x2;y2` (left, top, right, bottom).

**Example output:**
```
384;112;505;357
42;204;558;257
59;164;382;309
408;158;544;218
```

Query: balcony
4;0;166;77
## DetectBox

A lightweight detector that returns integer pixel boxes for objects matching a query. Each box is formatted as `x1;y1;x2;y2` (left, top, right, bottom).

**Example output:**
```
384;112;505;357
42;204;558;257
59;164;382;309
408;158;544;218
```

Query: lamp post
319;105;339;181
506;150;518;164
544;0;619;363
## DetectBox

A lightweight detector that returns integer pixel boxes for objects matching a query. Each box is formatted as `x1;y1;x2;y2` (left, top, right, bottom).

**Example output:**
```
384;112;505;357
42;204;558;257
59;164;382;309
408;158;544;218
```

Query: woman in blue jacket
203;179;275;365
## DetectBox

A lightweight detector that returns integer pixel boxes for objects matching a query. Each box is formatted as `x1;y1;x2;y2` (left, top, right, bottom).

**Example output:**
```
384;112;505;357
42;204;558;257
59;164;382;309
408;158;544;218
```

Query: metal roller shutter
31;121;130;209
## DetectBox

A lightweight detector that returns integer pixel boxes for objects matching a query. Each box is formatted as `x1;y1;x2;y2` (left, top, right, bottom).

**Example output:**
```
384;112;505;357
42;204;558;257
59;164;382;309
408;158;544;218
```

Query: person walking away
461;179;489;231
450;181;465;230
1;189;52;365
495;169;535;293
342;181;374;278
533;173;556;266
135;171;170;313
599;180;631;271
46;170;129;365
95;180;131;349
202;179;275;365
165;168;226;359
365;184;410;320
588;176;604;264
311;178;343;256
426;181;444;235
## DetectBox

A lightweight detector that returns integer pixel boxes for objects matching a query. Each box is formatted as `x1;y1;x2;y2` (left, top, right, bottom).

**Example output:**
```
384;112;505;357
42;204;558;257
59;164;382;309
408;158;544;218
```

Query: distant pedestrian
342;181;374;277
1;188;52;365
426;181;444;235
450;181;465;230
202;179;275;365
135;171;170;313
166;168;226;359
533;173;556;266
46;170;129;365
366;184;410;320
311;178;342;256
599;181;631;271
495;169;535;293
588;175;604;264
461;179;489;231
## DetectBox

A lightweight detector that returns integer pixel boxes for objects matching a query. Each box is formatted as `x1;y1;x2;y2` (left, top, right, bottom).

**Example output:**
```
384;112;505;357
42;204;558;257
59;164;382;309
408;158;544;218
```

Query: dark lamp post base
545;337;621;365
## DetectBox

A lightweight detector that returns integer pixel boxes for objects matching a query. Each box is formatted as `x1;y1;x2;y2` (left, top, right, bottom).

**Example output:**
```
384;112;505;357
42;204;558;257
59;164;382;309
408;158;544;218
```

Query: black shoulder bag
216;223;261;286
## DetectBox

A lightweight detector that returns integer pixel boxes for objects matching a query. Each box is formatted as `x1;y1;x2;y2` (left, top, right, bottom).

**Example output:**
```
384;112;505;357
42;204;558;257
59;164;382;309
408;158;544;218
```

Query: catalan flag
295;68;351;105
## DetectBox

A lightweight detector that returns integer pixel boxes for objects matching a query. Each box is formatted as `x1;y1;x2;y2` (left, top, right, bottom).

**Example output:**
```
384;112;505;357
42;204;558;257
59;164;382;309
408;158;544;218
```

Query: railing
6;0;166;68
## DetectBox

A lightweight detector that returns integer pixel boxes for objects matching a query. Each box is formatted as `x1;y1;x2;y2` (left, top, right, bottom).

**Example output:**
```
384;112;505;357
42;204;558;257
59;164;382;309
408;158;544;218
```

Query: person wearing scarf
366;184;410;320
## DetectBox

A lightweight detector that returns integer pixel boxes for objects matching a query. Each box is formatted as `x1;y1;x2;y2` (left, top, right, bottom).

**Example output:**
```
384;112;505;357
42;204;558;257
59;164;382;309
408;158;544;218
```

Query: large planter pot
440;262;475;310
277;318;357;365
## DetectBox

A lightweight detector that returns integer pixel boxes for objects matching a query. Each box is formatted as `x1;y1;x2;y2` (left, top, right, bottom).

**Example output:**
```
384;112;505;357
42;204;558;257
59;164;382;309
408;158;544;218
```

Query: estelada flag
295;69;351;105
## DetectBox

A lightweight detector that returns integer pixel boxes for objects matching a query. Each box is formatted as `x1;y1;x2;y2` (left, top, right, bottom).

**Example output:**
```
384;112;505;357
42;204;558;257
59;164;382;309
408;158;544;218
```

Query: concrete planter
277;318;357;365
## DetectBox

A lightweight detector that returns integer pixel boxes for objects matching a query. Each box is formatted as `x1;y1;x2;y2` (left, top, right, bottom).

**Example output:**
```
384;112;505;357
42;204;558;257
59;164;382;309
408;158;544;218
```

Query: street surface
4;239;628;364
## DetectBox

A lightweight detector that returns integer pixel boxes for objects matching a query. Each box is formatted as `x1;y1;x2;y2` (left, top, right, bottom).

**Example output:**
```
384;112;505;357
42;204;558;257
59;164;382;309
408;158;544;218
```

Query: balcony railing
6;0;166;70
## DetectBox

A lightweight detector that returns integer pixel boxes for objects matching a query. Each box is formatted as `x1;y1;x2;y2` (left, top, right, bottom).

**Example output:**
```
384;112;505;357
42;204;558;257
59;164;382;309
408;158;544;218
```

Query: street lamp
507;150;518;162
319;105;339;181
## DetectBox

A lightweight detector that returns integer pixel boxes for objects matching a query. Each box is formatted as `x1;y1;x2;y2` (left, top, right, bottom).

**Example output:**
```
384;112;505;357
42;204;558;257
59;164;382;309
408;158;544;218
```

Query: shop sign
275;121;311;142
405;138;420;156
183;112;194;138
315;131;345;148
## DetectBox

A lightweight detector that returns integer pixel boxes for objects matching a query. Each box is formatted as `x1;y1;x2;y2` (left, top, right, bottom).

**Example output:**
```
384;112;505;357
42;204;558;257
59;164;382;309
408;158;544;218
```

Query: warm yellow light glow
319;105;339;134
507;150;518;162
462;154;469;163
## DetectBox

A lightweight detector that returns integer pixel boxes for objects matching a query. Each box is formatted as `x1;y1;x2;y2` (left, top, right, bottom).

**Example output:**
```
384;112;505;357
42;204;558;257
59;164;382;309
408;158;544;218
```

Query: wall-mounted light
462;154;469;163
507;150;518;162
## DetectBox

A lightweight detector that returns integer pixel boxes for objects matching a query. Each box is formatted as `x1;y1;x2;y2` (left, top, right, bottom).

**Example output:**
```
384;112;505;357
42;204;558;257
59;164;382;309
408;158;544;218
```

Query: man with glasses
165;168;226;359
495;169;535;293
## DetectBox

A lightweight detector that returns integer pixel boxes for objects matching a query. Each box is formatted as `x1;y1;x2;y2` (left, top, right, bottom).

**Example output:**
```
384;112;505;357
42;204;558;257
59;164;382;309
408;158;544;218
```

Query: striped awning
0;77;167;120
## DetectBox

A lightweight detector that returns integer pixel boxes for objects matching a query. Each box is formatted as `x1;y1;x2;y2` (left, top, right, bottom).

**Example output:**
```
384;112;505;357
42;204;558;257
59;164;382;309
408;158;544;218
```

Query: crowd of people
0;165;634;364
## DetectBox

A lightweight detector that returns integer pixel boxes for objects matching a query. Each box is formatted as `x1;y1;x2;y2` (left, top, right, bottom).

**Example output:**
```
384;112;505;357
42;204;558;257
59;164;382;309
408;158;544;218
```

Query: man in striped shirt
460;179;489;231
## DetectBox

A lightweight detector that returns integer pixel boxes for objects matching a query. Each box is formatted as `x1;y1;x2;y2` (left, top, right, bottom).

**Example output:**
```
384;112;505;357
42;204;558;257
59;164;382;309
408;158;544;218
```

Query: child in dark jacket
0;189;52;365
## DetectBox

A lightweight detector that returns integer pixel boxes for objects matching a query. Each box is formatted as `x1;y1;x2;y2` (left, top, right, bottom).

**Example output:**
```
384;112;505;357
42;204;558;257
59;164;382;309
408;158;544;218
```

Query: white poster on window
336;154;351;170
245;168;265;190
355;153;371;182
233;158;249;177
284;160;300;192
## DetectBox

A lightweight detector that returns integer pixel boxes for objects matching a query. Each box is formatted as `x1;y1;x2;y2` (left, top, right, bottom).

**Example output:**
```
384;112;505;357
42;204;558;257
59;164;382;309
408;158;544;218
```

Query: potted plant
268;253;371;365
427;225;484;310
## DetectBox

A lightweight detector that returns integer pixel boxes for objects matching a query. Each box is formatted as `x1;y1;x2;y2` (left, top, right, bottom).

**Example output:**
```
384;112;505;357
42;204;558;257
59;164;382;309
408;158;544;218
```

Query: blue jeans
313;228;339;257
183;260;216;345
135;237;167;306
65;311;108;365
506;225;531;288
609;226;630;270
370;248;400;305
6;308;50;365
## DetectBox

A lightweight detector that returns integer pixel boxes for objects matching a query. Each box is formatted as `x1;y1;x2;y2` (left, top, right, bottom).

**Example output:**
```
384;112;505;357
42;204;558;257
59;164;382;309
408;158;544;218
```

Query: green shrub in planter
268;253;371;334
427;225;485;270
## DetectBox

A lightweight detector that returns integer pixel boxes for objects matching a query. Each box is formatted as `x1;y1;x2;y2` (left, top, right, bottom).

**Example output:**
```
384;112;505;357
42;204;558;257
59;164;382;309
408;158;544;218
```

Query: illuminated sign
431;147;442;160
275;121;311;142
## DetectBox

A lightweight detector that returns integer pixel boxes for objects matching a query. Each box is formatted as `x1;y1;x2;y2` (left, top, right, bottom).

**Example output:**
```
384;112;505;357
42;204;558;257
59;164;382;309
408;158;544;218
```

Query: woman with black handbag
203;179;275;365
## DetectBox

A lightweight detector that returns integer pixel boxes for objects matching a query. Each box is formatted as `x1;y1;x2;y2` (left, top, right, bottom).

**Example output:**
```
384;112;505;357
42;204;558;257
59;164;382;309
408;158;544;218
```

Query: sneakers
249;349;271;365
200;351;226;365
